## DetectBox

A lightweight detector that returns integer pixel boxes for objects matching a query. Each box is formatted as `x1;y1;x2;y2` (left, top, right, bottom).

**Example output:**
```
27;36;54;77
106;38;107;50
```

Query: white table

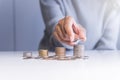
0;51;120;80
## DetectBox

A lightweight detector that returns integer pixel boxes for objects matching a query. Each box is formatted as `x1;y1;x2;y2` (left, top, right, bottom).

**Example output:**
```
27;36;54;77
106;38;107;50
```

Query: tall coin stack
55;47;66;59
39;49;48;58
73;45;84;58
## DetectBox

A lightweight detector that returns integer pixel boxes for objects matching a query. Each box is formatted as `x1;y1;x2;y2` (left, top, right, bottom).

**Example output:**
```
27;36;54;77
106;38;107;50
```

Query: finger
74;34;80;41
72;23;80;34
73;24;86;41
59;18;74;42
58;19;66;37
72;31;86;42
53;31;61;42
77;26;87;41
78;31;86;41
64;16;74;42
56;25;70;41
54;31;75;46
79;33;87;41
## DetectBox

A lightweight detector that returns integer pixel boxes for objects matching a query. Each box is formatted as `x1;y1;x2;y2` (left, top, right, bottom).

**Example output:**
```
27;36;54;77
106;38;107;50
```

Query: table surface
0;51;120;80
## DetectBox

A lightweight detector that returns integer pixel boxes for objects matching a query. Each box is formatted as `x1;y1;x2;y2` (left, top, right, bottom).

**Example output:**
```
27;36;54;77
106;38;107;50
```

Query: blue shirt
39;0;120;50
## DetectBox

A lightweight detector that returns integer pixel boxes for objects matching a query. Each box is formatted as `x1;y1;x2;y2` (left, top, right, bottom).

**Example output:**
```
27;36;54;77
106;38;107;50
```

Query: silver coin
74;45;84;58
23;52;33;59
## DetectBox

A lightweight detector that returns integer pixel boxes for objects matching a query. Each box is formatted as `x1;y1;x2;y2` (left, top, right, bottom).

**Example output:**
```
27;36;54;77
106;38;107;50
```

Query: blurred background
0;0;120;51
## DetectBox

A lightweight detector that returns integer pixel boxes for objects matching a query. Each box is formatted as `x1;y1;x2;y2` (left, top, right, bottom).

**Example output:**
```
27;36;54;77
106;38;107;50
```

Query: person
39;0;120;51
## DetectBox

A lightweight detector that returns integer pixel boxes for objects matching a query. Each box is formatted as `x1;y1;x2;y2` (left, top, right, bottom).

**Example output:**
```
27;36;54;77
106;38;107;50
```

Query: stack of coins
39;49;48;58
55;47;66;59
73;45;84;58
23;52;32;59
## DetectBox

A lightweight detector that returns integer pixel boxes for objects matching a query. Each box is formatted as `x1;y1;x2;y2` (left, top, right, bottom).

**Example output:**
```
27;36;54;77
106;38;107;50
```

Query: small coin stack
73;45;84;58
23;52;32;59
39;49;48;59
55;47;66;59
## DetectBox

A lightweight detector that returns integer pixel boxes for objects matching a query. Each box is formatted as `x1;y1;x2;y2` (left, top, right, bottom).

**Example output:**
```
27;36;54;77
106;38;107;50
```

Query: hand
53;16;86;46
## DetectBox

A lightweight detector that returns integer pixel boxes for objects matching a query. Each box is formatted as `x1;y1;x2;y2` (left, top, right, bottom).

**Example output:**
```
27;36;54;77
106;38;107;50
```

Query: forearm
40;0;73;50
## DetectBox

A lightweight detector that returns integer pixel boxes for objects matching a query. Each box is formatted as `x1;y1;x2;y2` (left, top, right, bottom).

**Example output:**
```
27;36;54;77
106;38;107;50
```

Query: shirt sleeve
40;0;73;50
94;2;120;50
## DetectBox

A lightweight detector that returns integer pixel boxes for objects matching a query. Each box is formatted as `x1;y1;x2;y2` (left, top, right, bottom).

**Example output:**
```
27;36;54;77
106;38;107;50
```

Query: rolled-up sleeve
40;0;71;50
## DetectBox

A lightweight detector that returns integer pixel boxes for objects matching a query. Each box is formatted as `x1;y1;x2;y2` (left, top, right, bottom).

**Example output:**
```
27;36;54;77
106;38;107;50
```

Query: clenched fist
53;16;86;46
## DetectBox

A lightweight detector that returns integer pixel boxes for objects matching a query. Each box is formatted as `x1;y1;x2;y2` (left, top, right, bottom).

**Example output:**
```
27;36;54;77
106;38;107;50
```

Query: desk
0;51;120;80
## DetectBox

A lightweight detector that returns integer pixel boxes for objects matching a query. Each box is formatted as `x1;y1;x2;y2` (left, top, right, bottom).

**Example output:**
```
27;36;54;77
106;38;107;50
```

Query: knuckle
58;18;64;24
55;25;59;31
66;16;73;21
